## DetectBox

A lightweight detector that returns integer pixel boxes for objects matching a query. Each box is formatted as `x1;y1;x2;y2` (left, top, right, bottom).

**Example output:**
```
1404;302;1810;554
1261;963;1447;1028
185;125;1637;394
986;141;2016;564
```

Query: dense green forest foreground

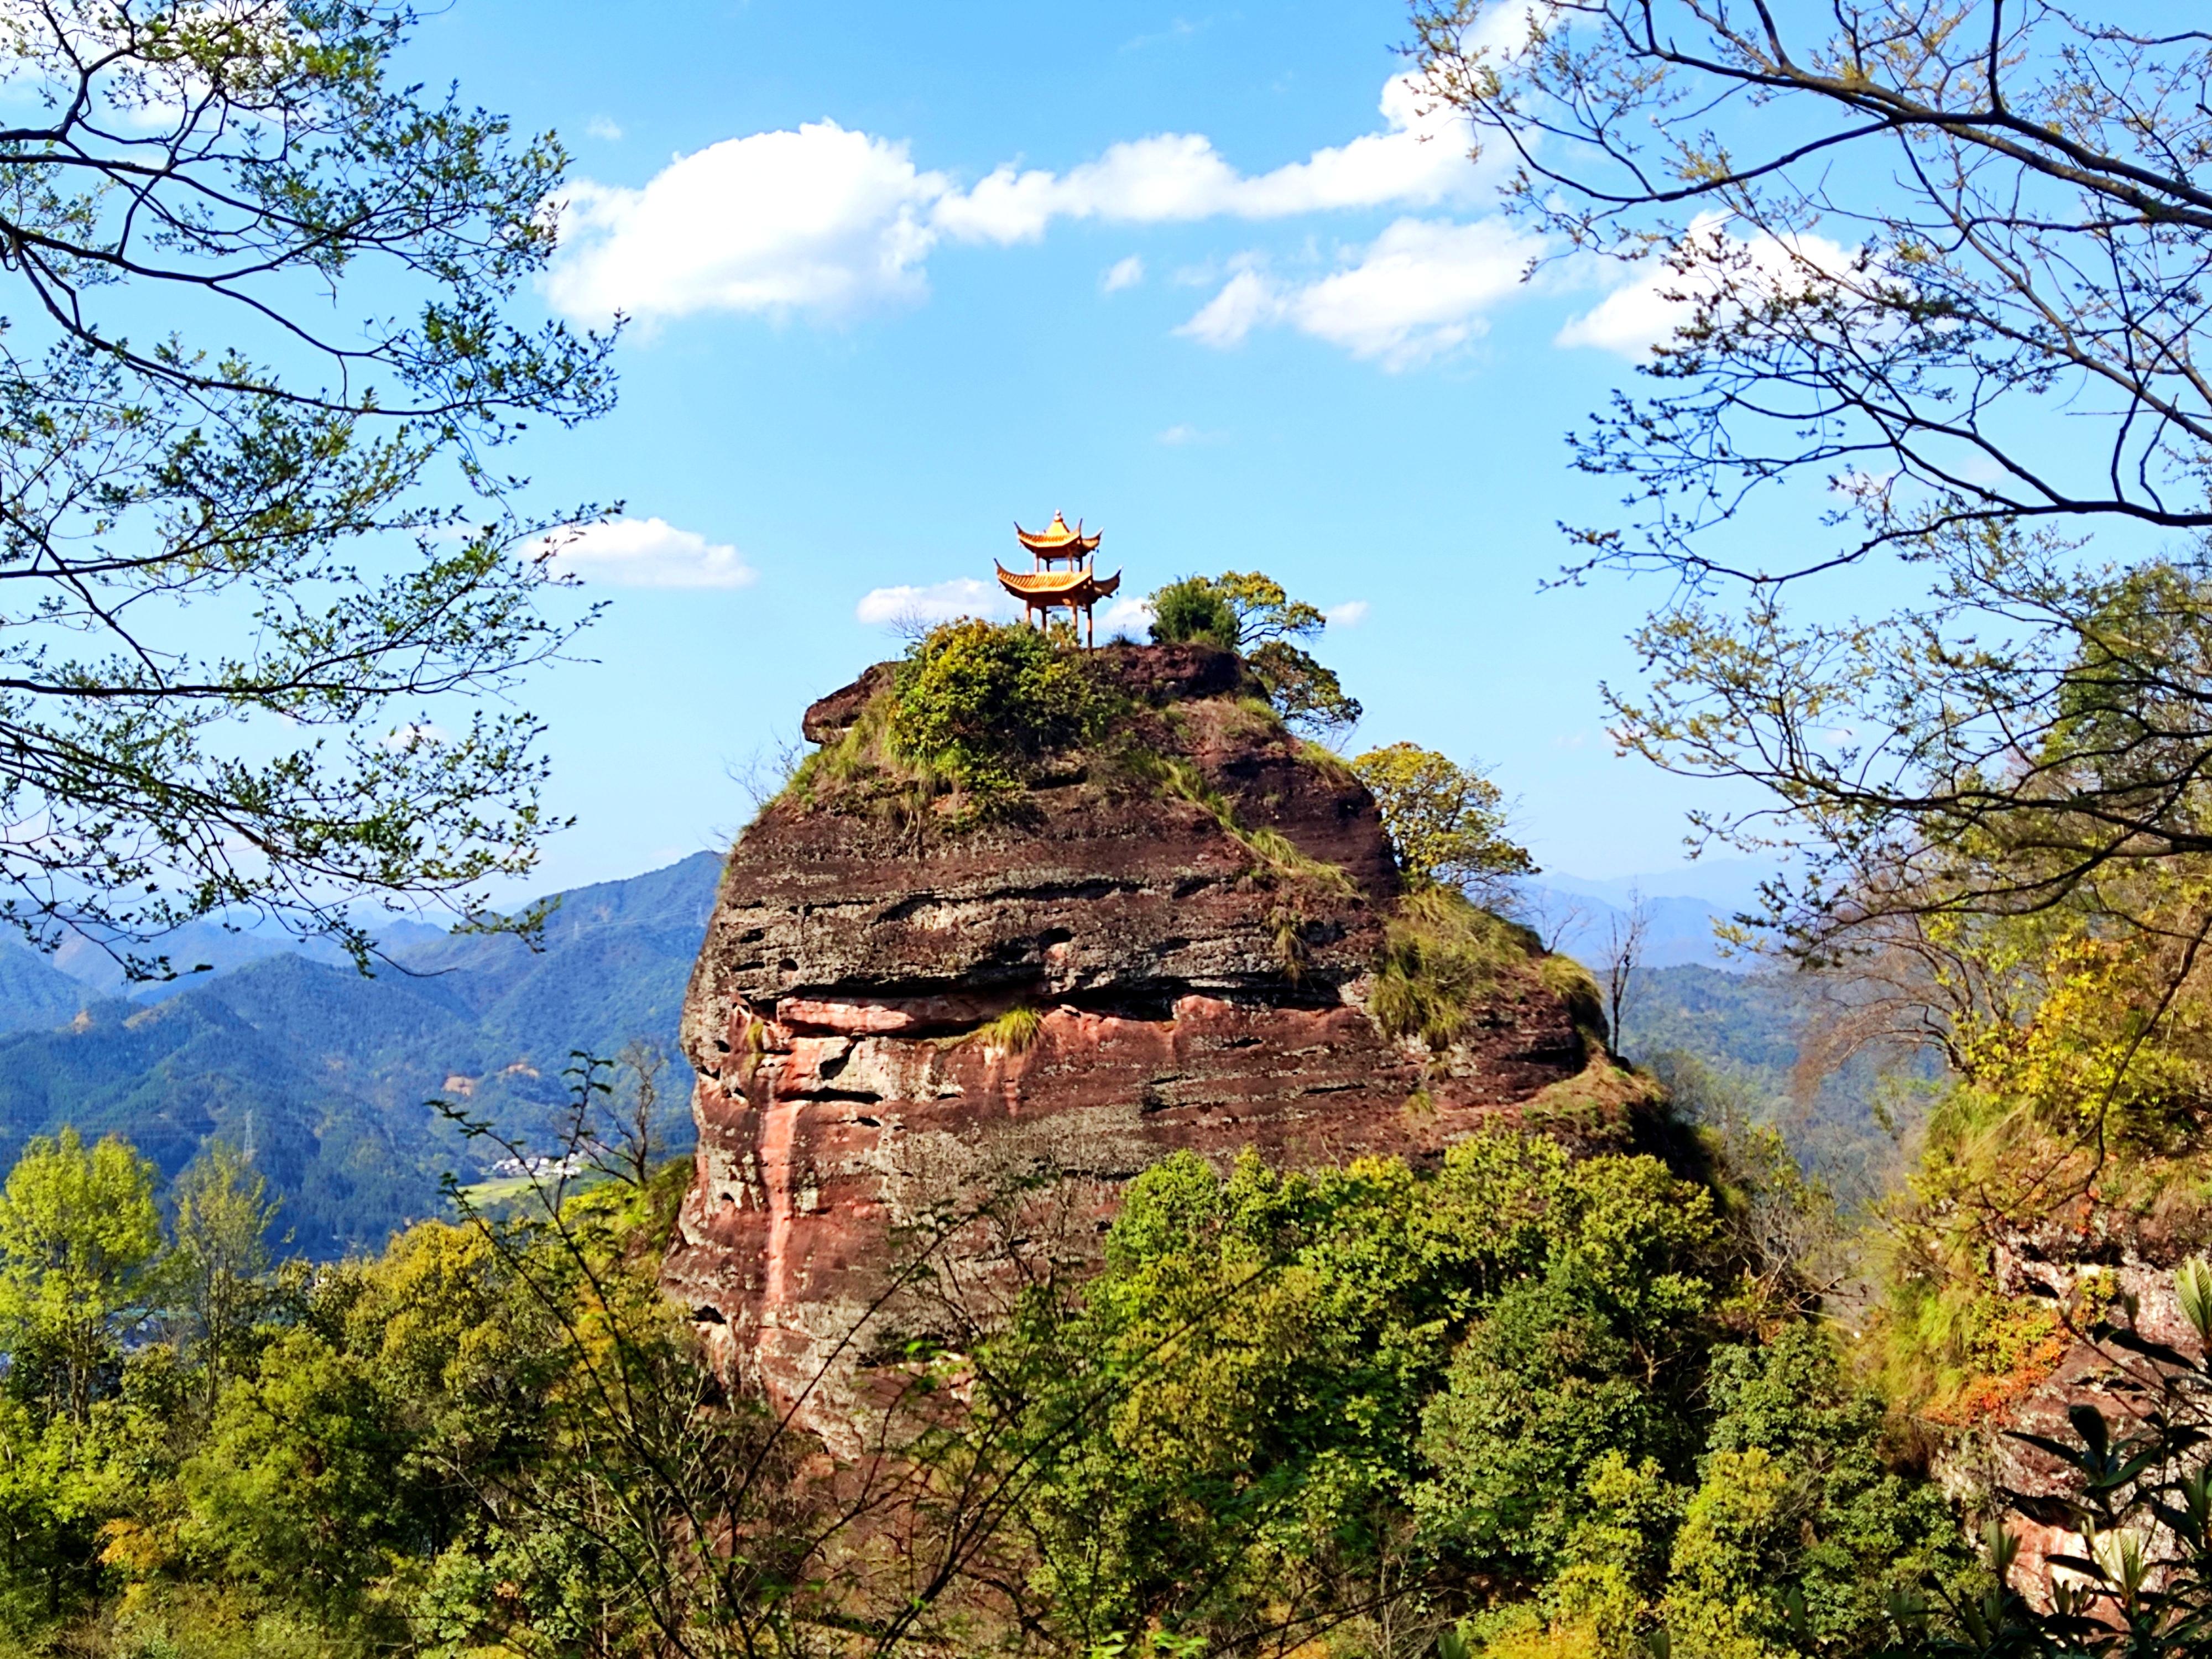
8;608;2212;1658
4;1100;2203;1659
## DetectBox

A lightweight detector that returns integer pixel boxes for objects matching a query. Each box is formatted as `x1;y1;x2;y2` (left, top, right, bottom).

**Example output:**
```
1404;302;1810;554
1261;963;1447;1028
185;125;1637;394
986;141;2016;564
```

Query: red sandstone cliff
660;644;1612;1442
1931;1214;2211;1605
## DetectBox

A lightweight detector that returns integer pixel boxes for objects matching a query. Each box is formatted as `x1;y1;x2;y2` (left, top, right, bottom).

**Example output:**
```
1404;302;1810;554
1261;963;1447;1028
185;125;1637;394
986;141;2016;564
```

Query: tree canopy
1352;743;1533;899
1147;571;1363;739
1413;3;2212;953
0;0;615;974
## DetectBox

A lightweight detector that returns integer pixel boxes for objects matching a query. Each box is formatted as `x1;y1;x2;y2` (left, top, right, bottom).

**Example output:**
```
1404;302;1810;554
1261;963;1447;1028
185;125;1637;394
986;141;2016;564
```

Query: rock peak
662;645;1614;1441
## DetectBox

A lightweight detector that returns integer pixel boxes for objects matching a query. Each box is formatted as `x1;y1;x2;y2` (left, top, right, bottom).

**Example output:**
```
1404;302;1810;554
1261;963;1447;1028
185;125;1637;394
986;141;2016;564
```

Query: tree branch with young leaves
0;0;618;976
1413;2;2212;945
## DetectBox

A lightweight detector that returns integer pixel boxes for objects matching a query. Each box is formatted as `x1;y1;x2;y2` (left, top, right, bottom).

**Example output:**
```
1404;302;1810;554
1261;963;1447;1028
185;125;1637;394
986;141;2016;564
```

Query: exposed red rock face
1941;1219;2210;1608
661;644;1597;1443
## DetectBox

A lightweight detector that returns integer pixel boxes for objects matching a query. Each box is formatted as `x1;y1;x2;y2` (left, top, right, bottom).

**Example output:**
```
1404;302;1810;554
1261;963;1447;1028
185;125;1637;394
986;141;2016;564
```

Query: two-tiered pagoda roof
997;512;1121;645
1013;510;1103;560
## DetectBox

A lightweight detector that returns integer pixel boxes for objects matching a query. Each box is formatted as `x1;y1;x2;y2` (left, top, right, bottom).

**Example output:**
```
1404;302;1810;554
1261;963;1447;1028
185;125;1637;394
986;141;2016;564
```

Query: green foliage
1246;639;1364;739
0;1129;162;1425
959;1131;1958;1658
170;1142;281;1414
1660;1329;1969;1656
1146;571;1361;737
1371;885;1540;1049
1147;577;1241;651
881;619;1104;813
1354;742;1536;899
0;1093;2005;1659
0;3;618;966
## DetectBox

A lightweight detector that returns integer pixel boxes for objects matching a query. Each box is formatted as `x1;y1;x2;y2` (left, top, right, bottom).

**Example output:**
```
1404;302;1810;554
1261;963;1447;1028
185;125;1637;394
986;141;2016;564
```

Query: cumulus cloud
535;517;755;588
1556;214;1858;358
936;75;1477;245
1101;596;1155;636
855;577;1020;627
1180;217;1542;368
544;122;946;324
1101;254;1146;292
1156;422;1225;445
585;114;623;142
543;77;1483;326
1326;600;1369;627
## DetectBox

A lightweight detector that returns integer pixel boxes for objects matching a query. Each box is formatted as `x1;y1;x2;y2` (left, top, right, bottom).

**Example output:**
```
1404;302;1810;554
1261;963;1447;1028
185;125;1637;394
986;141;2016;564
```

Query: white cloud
1177;269;1283;348
855;577;1020;627
534;517;755;588
1102;254;1146;293
934;75;1477;246
1101;596;1155;636
1325;600;1369;627
1180;217;1542;368
543;76;1484;327
544;121;947;324
1156;422;1225;446
1556;214;1859;358
383;722;452;753
585;115;623;142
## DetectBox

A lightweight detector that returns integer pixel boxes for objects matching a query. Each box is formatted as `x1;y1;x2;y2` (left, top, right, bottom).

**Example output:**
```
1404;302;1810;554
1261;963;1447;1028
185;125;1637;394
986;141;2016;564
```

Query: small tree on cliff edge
1148;571;1363;740
1352;742;1533;904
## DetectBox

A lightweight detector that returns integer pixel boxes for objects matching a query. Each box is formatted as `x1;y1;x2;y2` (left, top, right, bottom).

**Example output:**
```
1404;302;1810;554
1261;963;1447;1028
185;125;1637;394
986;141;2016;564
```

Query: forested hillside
0;854;720;1254
1619;965;1928;1207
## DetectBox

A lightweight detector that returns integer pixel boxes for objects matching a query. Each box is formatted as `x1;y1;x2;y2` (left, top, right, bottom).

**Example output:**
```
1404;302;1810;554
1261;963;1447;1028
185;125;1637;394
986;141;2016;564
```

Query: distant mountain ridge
0;850;1821;1258
0;852;724;1256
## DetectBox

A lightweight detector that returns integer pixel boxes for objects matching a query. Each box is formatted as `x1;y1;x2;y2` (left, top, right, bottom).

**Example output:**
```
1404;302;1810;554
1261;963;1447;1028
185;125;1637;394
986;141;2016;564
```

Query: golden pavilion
995;512;1123;646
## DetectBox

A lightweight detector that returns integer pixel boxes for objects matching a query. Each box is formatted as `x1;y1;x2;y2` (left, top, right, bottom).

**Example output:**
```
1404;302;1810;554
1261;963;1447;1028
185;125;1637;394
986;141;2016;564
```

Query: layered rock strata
661;644;1604;1442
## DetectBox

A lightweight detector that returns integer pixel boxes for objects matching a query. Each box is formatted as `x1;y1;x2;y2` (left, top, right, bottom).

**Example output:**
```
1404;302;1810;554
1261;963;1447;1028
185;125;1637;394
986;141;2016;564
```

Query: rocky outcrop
661;644;1608;1443
1940;1217;2210;1605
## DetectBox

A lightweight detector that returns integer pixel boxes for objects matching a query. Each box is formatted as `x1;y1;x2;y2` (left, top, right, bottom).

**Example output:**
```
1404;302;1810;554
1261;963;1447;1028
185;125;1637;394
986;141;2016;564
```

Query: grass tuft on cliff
1139;752;1354;897
953;1004;1045;1054
1371;886;1542;1050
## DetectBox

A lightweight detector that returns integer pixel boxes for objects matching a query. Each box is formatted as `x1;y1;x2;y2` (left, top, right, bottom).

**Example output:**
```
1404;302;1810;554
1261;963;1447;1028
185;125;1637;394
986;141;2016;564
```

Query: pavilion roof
996;564;1123;605
1015;512;1102;556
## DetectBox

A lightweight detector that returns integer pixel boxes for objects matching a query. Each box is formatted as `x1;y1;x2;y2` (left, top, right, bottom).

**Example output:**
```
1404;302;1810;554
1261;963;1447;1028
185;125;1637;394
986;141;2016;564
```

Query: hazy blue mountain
51;911;451;1002
0;938;101;1033
1515;883;1742;971
1536;859;1774;913
0;852;724;1257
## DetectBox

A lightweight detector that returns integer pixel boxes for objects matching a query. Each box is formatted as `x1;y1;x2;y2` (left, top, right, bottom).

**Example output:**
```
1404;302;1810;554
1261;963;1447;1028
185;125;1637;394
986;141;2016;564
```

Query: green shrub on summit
1146;571;1363;738
1147;577;1243;651
886;619;1103;803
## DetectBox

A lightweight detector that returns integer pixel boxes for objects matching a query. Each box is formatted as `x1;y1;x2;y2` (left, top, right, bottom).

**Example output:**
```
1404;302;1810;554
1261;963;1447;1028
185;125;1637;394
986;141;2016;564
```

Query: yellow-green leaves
0;1127;161;1425
1352;742;1534;896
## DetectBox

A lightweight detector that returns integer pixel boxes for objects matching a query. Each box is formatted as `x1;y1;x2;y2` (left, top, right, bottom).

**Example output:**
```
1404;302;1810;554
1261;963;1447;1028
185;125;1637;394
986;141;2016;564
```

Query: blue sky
410;1;1784;899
